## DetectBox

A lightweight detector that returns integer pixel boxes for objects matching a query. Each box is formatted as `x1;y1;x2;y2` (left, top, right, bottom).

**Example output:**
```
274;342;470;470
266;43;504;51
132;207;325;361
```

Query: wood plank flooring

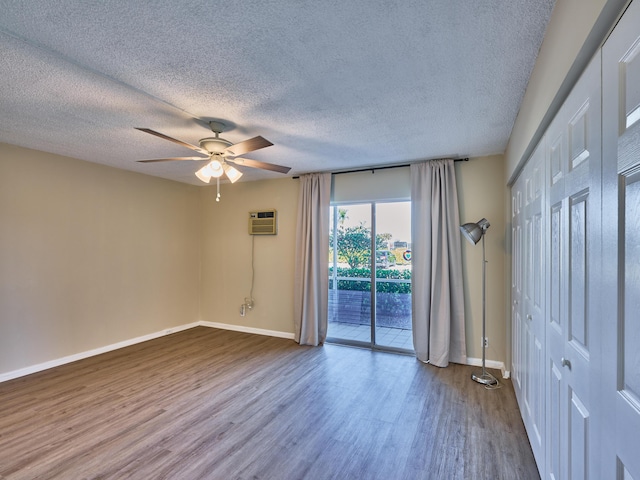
0;327;539;479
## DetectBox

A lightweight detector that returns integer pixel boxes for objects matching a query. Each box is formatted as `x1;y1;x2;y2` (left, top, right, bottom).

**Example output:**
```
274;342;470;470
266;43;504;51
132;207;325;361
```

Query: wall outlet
240;298;254;316
483;337;489;348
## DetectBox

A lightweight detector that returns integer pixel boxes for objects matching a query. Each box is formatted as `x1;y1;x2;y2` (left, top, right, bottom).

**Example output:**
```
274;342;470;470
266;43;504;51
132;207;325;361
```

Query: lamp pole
471;226;498;386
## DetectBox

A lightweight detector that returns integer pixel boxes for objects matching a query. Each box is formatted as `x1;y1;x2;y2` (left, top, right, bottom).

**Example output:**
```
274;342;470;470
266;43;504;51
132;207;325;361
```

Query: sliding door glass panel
328;203;372;345
374;201;412;350
328;201;413;353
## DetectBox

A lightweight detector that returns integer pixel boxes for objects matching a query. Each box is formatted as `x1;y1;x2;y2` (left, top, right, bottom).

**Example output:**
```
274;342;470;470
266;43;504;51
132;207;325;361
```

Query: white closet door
512;173;525;398
544;53;602;480
511;141;546;470
602;0;640;477
524;142;546;468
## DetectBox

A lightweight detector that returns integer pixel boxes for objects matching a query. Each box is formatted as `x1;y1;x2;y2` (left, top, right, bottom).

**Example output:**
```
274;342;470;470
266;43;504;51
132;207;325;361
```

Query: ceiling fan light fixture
136;126;290;186
195;164;212;183
223;163;243;183
208;159;224;178
195;159;224;183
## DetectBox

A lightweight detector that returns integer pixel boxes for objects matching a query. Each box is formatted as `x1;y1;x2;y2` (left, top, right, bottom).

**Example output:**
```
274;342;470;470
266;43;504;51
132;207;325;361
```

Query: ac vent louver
249;210;277;235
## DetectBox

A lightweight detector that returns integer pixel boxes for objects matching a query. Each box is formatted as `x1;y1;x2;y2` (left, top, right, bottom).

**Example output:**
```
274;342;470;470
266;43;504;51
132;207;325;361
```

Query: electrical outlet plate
483;337;489;348
244;298;254;310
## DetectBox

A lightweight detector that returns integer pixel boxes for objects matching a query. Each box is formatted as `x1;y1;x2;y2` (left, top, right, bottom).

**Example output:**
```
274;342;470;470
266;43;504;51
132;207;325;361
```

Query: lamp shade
207;159;224;178
460;218;490;245
195;159;226;183
223;163;243;183
195;164;212;183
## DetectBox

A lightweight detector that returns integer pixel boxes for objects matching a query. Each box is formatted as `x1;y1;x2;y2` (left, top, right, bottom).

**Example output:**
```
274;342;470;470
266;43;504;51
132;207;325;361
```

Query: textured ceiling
0;0;555;185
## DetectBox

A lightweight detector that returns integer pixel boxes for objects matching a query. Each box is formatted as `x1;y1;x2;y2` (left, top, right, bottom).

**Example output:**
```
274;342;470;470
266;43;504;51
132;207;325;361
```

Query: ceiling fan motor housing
199;137;232;154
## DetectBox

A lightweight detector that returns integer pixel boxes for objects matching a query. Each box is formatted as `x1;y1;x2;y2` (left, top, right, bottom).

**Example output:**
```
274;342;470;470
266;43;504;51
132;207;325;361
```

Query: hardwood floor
0;327;539;479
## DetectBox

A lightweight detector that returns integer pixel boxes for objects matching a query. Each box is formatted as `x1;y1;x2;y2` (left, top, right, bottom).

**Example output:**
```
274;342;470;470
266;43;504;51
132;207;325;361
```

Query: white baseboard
198;321;296;340
0;321;295;384
4;321;509;383
465;357;510;379
0;322;199;384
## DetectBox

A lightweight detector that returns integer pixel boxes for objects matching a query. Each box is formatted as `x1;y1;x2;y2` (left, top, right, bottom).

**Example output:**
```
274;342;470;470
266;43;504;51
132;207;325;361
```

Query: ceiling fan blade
225;136;273;156
135;128;209;155
230;157;291;174
137;156;208;163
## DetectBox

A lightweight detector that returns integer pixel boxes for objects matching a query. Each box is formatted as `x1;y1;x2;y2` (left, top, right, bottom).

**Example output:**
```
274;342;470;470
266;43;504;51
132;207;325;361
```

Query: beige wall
505;0;610;180
457;155;507;364
0;144;201;375
199;160;508;365
0;143;507;375
199;178;300;334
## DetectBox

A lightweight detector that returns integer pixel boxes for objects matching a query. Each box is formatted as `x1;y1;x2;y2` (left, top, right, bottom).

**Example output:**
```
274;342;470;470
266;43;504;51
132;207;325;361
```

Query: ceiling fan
136;121;291;201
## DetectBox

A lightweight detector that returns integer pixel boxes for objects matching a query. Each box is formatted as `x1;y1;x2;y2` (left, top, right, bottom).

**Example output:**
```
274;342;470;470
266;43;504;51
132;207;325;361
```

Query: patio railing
328;276;411;329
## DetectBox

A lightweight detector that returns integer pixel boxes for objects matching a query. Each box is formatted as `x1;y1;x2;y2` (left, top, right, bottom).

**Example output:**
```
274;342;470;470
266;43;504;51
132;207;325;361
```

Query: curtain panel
293;172;331;346
411;160;467;366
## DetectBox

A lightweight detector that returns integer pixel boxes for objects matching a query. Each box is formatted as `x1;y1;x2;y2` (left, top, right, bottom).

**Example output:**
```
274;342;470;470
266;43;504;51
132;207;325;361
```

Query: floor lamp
460;218;498;386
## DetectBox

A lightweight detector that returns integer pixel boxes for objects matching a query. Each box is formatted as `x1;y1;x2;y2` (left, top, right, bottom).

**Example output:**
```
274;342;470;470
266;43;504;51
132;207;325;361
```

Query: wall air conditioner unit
249;210;277;235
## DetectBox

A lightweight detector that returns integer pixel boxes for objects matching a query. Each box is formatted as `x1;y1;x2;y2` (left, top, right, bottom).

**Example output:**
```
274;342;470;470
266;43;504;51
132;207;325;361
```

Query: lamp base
471;371;498;386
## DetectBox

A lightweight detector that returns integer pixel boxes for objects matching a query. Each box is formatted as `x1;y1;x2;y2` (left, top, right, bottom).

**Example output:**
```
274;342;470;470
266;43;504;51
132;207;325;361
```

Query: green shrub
329;267;411;294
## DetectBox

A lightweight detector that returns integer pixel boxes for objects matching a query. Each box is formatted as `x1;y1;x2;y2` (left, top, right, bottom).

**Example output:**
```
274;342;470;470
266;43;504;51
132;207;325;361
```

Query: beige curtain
411;160;466;366
294;172;332;346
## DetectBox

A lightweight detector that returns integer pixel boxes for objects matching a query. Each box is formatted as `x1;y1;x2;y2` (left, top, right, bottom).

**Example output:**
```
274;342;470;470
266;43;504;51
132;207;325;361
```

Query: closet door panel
569;192;588;356
602;0;640;477
513;207;523;392
524;142;547;467
511;142;546;471
569;390;589;480
622;174;640;405
512;176;525;396
548;362;563;480
545;52;601;480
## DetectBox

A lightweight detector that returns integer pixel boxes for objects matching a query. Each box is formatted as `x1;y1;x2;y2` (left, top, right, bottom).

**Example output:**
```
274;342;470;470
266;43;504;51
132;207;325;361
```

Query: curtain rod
291;157;469;179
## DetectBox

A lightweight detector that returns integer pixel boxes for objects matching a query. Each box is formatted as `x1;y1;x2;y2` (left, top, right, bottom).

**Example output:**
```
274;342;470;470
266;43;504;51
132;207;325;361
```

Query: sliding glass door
327;201;412;353
374;202;412;350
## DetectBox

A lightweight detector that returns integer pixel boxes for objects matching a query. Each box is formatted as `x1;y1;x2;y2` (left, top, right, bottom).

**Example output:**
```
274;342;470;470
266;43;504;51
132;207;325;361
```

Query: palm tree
338;208;348;226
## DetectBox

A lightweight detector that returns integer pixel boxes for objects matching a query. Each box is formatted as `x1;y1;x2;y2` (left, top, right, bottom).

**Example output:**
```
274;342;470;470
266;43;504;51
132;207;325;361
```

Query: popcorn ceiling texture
0;0;555;184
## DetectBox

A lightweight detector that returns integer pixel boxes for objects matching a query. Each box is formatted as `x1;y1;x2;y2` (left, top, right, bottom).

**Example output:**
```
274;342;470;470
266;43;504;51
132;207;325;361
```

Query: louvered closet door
602;0;640;477
544;52;602;480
